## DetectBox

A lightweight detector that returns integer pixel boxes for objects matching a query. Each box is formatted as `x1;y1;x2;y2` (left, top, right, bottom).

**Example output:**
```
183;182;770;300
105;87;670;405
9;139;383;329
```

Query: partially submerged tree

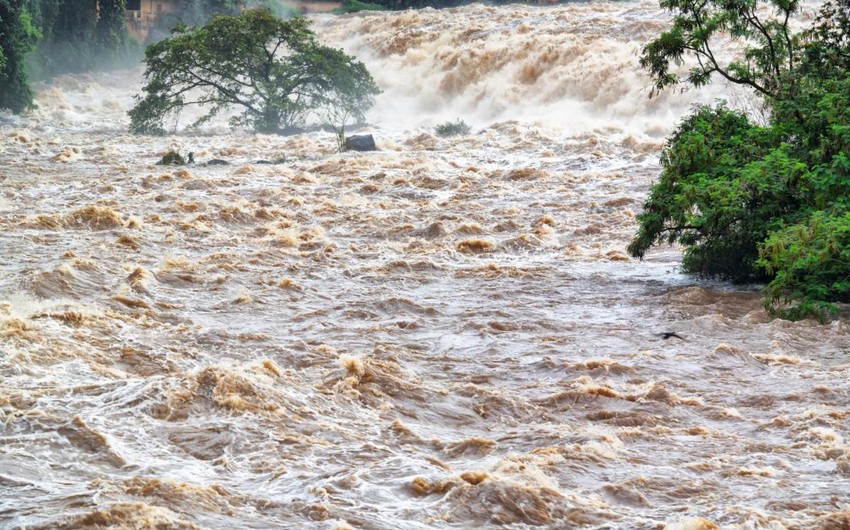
129;9;381;135
630;0;850;319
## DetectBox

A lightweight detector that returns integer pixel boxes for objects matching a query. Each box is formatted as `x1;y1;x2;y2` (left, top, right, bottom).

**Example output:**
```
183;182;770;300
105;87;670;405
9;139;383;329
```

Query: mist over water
313;1;744;133
2;1;849;529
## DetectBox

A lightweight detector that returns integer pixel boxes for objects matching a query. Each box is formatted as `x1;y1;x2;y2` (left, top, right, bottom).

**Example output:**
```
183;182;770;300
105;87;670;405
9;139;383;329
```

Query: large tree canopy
128;9;380;135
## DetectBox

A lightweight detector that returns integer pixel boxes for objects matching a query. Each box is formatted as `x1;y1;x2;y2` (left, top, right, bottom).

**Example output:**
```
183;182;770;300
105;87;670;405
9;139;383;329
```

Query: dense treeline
0;0;135;112
0;0;38;112
26;0;135;77
630;0;850;319
146;1;302;41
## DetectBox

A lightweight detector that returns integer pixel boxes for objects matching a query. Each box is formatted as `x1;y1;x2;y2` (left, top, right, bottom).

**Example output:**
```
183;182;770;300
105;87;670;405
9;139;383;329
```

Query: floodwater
1;1;848;529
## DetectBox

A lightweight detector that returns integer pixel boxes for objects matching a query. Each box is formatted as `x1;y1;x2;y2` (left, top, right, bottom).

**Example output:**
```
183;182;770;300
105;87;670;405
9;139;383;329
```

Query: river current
1;1;848;529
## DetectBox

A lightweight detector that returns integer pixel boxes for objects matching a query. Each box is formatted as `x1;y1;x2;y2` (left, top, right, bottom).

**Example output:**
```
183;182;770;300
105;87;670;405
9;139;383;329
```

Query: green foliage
628;104;813;280
631;0;850;319
796;1;850;79
639;0;799;99
129;9;380;135
758;211;850;320
0;0;39;113
160;0;243;29
41;0;99;73
334;0;389;13
435;119;471;137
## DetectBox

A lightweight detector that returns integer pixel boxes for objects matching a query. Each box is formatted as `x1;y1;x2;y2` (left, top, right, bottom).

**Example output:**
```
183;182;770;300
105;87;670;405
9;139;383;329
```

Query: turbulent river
2;1;849;529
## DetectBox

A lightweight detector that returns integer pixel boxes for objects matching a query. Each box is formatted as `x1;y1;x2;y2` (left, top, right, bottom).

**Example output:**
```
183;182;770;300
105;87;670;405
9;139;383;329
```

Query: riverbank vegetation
630;0;850;319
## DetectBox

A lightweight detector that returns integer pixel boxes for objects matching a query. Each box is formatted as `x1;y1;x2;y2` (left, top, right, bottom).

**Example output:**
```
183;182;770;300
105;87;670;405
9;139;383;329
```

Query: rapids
1;1;849;529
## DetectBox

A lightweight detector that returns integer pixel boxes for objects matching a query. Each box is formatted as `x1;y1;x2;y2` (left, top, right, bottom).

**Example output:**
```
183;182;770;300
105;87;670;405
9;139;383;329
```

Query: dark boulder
205;159;230;166
345;134;377;152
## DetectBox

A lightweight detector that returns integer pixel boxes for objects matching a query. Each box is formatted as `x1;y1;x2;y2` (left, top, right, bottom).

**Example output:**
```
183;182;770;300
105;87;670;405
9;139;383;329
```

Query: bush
435;119;471;137
628;105;792;281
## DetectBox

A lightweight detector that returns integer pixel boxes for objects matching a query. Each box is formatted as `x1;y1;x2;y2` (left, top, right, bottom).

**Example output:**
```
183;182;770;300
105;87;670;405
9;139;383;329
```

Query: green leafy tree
0;0;39;112
631;0;850;318
129;9;380;135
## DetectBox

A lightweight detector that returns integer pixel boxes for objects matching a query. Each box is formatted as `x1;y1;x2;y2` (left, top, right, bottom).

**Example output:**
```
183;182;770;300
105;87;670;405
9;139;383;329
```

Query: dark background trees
1;0;200;112
0;0;38;112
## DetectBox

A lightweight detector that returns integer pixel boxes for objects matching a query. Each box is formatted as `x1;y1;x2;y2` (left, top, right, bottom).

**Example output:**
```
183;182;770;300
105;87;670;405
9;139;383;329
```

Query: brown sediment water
2;1;848;529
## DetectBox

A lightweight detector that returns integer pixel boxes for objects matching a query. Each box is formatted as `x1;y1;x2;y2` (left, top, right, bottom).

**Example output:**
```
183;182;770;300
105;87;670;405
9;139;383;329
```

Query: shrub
628;105;792;281
435;119;471;137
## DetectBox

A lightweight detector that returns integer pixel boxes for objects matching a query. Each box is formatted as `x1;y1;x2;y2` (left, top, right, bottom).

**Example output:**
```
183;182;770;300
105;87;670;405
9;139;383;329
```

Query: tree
0;0;39;113
630;0;850;319
129;9;380;135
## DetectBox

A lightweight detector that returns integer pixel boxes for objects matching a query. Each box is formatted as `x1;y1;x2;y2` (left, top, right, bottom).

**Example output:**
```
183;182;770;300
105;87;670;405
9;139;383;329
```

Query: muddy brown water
1;1;848;529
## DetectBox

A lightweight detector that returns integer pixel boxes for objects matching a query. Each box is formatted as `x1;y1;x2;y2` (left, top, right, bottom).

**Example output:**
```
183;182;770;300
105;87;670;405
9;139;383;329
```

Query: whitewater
1;1;848;529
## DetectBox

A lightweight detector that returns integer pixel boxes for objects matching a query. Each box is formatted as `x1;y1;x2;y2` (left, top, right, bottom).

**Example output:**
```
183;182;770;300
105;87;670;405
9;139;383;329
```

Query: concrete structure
125;0;179;41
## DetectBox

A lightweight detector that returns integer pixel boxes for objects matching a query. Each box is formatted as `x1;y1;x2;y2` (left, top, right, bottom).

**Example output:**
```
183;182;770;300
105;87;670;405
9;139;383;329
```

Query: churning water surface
1;1;848;529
